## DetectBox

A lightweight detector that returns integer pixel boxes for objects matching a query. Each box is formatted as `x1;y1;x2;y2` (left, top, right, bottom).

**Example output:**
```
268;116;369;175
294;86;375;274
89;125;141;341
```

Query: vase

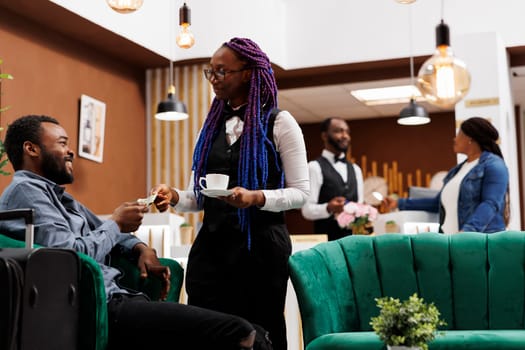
351;222;374;235
179;226;194;245
387;346;422;350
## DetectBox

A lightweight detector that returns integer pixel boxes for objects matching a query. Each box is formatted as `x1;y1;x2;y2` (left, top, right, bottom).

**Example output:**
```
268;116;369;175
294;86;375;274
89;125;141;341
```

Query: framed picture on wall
78;94;106;163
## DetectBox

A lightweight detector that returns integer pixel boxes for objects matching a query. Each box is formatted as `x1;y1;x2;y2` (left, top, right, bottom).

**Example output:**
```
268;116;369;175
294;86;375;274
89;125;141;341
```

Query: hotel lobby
1;1;525;349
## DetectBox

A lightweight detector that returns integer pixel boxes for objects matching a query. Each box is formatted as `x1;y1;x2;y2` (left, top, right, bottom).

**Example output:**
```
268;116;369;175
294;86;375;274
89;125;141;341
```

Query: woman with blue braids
153;38;309;350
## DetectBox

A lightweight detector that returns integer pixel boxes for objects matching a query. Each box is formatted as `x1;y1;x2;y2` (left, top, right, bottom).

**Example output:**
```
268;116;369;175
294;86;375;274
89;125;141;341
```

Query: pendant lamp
397;2;430;126
176;3;195;49
155;61;188;121
155;2;191;121
417;2;470;108
106;0;143;14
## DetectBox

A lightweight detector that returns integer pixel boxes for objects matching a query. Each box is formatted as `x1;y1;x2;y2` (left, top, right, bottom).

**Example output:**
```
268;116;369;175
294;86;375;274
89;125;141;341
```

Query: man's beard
41;149;74;185
327;134;348;153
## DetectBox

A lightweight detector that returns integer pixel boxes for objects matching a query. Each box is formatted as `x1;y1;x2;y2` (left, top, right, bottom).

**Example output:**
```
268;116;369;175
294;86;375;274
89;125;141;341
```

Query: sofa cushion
306;330;525;350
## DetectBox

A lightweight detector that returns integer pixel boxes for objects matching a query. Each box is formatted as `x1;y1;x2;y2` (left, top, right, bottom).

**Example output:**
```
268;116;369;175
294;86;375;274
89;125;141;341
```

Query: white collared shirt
301;149;364;220
174;110;310;212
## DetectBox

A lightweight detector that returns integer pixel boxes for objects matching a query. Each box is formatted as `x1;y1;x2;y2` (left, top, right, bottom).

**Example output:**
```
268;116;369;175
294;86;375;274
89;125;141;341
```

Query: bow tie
223;104;247;121
334;156;347;164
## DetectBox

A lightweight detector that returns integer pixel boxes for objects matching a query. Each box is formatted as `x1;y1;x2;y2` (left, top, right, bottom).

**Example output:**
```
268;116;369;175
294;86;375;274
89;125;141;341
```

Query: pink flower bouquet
336;201;378;234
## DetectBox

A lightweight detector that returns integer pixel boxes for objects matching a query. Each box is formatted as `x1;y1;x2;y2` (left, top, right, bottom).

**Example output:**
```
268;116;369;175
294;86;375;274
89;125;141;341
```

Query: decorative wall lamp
106;0;143;13
176;3;195;49
417;1;470;108
398;2;430;126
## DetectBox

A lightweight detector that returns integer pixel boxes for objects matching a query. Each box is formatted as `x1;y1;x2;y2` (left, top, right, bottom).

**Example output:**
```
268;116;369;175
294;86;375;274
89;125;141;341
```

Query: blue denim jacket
398;151;508;233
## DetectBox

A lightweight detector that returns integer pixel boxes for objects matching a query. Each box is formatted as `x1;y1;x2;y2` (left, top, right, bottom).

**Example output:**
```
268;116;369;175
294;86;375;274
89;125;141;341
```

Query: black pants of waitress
186;222;292;350
107;293;256;350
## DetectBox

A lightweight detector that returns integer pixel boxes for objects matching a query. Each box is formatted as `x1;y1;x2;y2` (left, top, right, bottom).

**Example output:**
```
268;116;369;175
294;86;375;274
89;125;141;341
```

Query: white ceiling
278;68;525;124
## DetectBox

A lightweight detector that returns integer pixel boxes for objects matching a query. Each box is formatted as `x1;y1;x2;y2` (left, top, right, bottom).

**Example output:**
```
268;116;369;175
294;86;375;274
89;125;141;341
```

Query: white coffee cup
199;173;229;190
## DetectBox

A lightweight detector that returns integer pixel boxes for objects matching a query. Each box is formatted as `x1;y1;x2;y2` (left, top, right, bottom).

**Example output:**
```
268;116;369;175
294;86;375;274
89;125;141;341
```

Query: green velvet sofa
289;231;525;350
0;233;184;350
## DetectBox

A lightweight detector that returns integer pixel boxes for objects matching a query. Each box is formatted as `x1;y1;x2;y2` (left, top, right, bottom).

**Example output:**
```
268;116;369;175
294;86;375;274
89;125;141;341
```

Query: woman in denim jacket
385;117;509;233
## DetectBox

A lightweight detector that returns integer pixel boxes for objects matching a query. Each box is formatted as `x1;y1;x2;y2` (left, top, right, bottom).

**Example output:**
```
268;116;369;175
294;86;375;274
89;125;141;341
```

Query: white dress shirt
174;110;310;213
301;149;364;220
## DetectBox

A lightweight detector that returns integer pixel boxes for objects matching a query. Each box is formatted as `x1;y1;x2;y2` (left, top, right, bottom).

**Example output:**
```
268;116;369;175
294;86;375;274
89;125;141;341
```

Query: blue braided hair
192;37;283;249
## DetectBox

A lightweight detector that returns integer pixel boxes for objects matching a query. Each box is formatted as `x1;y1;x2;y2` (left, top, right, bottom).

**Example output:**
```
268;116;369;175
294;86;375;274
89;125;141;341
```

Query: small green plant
370;293;446;350
180;222;192;228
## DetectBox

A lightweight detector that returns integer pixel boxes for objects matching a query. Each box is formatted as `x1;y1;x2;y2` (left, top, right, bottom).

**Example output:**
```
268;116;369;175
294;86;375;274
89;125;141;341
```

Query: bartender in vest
301;117;364;241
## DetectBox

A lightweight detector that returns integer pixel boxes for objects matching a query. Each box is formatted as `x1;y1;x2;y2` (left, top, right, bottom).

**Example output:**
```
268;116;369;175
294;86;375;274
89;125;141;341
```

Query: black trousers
107;293;255;350
187;223;291;350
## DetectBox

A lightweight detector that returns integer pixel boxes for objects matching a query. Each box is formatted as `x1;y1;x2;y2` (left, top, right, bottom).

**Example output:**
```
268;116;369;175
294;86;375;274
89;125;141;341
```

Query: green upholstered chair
289;231;525;350
0;233;184;350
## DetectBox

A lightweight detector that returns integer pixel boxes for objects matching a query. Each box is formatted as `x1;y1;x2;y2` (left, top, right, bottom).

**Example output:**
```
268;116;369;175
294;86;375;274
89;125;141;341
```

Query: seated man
0;115;269;350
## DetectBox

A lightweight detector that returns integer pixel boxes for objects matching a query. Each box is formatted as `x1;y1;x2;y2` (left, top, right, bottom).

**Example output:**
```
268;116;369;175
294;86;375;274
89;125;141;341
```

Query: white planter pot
387;346;422;350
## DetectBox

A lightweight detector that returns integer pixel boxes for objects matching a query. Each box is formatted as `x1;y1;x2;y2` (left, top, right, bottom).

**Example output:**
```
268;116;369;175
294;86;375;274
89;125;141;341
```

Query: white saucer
201;189;233;198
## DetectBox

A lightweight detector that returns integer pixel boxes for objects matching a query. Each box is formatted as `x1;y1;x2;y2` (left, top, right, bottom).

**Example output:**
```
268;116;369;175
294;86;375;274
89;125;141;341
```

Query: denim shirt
0;170;143;300
398;151;508;233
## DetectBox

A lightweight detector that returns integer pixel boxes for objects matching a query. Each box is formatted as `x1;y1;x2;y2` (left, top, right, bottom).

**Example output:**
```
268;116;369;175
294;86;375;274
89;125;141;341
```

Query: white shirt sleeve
260;110;310;212
301;160;331;220
174;111;310;213
173;172;200;212
354;164;365;204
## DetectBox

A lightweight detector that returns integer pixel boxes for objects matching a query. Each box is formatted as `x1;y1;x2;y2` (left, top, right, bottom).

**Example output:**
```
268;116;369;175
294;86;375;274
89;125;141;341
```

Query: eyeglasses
203;67;250;81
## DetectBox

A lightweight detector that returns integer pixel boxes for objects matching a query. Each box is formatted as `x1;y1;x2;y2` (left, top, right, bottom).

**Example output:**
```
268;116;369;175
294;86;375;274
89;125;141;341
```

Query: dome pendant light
398;3;430;126
106;0;144;14
417;19;471;108
155;61;188;121
155;1;189;121
398;98;429;125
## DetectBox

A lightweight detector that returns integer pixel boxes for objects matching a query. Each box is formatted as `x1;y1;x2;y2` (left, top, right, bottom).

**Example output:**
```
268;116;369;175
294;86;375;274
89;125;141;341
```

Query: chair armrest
110;254;184;303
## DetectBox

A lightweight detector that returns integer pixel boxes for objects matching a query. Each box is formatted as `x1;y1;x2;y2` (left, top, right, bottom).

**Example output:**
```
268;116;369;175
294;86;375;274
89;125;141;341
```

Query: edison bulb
176;24;195;49
106;0;143;14
417;45;471;108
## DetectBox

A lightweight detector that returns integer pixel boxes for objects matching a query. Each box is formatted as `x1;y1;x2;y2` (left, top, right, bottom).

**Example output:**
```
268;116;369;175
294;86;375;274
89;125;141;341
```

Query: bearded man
301;117;364;241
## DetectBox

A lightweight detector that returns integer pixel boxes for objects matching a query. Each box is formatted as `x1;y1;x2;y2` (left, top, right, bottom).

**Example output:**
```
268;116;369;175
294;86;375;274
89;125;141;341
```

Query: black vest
202;109;284;232
313;156;358;240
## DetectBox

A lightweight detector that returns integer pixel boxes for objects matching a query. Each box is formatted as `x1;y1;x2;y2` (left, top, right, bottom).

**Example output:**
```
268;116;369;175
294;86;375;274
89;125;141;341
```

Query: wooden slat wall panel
146;64;213;229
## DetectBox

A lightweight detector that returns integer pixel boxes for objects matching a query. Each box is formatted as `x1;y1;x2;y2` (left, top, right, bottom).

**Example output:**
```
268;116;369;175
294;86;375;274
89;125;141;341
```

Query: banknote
137;191;158;206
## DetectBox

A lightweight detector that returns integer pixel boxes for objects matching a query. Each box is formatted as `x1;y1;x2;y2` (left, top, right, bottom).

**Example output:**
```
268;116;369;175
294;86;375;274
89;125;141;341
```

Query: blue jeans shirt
0;170;143;300
398;151;508;233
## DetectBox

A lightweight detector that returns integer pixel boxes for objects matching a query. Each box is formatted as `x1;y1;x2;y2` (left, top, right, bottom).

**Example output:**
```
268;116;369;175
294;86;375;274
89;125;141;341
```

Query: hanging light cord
408;4;415;89
169;0;175;88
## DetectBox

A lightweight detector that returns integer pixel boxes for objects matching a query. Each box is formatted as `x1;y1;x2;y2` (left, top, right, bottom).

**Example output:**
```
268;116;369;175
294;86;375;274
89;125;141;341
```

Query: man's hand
152;184;178;212
327;196;347;215
110;201;148;233
133;243;171;301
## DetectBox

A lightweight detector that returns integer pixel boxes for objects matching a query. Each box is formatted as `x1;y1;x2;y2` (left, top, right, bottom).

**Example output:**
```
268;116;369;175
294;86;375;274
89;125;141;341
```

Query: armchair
0;233;184;350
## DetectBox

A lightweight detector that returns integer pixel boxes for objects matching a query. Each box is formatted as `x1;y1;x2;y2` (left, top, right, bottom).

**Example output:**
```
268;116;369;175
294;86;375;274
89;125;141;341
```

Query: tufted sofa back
289;231;525;346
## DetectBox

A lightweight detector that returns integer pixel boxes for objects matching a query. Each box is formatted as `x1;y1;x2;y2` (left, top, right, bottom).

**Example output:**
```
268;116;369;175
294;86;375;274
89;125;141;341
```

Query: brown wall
0;8;147;214
286;113;457;234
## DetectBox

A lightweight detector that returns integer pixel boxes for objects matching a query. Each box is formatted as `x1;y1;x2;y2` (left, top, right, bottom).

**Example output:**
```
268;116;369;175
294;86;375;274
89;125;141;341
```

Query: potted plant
370;293;446;350
385;220;399;233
